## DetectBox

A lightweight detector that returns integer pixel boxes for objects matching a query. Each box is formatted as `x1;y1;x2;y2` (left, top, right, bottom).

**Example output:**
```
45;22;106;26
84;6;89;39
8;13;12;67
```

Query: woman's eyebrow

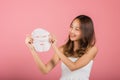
76;27;80;28
71;24;80;28
71;25;79;27
74;26;80;28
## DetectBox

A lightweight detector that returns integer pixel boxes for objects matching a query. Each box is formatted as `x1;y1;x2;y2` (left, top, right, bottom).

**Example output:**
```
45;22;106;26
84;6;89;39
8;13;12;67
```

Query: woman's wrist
51;44;60;54
29;47;36;53
51;43;57;48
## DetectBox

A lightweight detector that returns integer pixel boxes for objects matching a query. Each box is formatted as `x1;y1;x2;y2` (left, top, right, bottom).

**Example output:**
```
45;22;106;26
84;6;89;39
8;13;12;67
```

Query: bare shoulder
87;45;98;59
90;45;98;52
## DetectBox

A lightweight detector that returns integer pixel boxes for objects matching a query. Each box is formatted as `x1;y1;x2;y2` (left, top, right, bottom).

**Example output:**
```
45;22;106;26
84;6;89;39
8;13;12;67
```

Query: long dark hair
63;15;96;57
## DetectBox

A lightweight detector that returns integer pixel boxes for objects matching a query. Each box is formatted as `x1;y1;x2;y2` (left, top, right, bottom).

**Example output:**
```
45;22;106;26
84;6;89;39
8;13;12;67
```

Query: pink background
0;0;120;80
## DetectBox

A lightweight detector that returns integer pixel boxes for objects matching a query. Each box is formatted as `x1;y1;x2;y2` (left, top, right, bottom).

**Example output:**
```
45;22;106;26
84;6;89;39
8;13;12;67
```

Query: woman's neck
73;40;80;51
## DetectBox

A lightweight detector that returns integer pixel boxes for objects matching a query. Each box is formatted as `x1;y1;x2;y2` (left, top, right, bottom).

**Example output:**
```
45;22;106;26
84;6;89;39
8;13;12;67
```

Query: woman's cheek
77;32;82;39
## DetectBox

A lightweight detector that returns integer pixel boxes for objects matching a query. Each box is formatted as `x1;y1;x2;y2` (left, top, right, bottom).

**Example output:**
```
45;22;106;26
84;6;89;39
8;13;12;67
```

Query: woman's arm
29;49;60;74
52;44;98;71
25;35;60;74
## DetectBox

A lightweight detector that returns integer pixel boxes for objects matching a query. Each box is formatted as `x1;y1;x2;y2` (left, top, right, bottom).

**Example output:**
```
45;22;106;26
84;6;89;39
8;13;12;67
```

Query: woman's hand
25;34;35;51
49;34;57;46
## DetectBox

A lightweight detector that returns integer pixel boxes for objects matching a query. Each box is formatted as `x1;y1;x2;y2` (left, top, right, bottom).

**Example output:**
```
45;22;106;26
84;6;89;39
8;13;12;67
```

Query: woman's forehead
71;19;80;28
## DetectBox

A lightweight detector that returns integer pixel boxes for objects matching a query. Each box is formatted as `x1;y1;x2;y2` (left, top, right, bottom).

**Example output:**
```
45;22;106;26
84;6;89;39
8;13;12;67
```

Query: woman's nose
70;29;75;33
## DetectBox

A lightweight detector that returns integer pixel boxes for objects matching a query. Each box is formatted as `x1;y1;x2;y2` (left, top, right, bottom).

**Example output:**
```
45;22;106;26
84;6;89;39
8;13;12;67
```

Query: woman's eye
75;28;80;31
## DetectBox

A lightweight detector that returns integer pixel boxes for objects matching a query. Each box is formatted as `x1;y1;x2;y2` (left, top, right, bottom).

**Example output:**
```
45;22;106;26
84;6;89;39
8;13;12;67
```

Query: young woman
25;15;98;80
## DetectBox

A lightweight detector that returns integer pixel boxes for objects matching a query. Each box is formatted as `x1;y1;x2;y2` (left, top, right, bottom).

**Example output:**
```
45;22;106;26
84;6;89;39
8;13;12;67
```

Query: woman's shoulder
91;45;98;52
87;45;98;59
88;44;98;52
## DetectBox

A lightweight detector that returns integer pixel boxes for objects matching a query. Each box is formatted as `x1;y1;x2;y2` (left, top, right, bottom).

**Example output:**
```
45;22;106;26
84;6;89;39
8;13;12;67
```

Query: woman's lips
70;34;76;38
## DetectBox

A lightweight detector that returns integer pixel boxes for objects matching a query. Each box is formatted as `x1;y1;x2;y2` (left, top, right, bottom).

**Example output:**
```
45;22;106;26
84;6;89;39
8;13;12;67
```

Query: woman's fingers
25;34;35;50
49;33;57;44
25;34;33;44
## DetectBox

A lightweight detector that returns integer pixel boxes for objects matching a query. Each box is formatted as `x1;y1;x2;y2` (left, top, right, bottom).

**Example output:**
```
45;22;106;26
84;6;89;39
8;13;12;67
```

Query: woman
25;15;98;80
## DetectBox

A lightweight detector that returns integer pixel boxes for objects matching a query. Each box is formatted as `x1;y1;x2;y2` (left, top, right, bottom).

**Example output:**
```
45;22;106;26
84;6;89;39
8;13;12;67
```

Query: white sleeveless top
60;57;93;80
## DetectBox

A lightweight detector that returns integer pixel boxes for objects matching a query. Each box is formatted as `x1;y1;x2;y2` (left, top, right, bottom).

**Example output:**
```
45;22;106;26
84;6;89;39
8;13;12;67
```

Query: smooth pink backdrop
0;0;120;80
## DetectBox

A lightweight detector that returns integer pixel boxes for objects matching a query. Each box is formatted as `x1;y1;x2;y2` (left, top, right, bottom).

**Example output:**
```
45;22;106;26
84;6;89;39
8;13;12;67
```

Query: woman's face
69;19;82;41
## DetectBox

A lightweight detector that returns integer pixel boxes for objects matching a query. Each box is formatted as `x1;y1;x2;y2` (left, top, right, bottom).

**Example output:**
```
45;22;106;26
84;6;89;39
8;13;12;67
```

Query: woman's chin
70;38;77;41
70;37;80;41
